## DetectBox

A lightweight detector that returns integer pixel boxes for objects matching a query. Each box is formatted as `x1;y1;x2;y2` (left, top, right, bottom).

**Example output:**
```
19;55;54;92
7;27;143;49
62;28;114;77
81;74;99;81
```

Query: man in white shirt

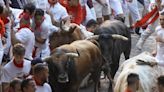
46;0;70;26
109;0;124;18
147;11;164;67
136;0;162;50
92;0;111;24
11;16;35;60
0;44;31;92
32;9;50;59
33;63;52;92
122;0;141;26
4;3;36;60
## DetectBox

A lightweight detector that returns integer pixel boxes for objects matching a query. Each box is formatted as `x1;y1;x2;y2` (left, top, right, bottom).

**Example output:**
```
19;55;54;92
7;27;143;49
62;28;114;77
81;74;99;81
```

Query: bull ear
60;20;70;32
67;26;77;34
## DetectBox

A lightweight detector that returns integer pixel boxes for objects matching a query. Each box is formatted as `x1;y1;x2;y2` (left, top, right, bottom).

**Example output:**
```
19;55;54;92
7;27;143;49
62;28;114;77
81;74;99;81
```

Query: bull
114;52;164;92
88;20;131;79
43;40;104;92
49;21;88;51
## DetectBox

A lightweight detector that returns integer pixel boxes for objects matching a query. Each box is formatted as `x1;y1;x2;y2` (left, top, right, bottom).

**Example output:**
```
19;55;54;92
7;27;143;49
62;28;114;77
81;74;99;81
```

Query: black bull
92;20;131;78
43;40;104;92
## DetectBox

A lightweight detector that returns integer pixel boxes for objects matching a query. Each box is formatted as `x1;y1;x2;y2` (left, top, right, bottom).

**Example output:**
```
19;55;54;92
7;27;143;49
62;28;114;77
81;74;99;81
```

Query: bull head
49;49;80;83
86;34;128;41
58;52;79;83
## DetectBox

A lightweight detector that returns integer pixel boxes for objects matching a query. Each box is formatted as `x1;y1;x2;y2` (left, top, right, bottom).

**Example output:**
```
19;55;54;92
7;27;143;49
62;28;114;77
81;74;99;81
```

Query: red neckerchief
13;59;24;68
17;25;31;31
33;76;43;86
125;88;132;92
0;18;5;37
35;16;45;32
1;17;9;24
17;17;32;32
132;6;159;29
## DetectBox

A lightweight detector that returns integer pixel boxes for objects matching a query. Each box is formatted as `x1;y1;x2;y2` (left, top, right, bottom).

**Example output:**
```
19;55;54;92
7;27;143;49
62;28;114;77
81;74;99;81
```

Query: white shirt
16;28;35;60
36;83;52;92
1;59;31;83
47;2;69;22
32;19;49;49
155;26;164;66
35;0;48;11
0;37;3;65
0;0;4;6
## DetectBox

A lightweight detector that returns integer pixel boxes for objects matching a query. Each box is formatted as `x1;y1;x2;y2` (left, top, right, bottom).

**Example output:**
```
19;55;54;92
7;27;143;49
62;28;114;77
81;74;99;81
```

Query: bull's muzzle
58;73;69;83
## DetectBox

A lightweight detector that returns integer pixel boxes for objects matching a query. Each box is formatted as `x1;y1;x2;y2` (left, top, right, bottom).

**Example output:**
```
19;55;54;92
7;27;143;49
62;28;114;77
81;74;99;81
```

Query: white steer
114;52;164;92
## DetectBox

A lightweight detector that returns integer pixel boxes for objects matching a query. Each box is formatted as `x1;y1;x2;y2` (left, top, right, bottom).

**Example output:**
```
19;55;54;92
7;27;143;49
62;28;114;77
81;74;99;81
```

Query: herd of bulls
44;20;131;92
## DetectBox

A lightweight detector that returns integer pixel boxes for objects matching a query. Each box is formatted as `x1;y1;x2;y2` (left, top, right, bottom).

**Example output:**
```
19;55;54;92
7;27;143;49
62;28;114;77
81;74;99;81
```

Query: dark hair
31;58;43;65
114;16;125;23
12;43;25;56
10;78;22;89
158;76;164;86
86;19;98;28
23;3;36;15
33;63;48;75
35;8;44;17
21;78;33;92
127;73;139;85
0;5;3;14
160;11;164;16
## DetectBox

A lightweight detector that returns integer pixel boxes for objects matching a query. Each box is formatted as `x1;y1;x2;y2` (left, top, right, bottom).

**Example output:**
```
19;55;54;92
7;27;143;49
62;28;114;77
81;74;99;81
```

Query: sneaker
135;27;141;35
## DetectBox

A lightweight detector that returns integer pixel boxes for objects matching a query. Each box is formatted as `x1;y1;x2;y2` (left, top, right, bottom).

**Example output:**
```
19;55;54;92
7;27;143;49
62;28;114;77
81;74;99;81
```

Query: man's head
34;9;44;25
68;0;79;6
9;78;22;92
12;44;25;63
157;76;164;92
19;17;30;28
86;19;98;32
127;73;140;89
23;3;36;17
21;79;36;92
159;12;164;28
0;5;10;17
33;63;49;86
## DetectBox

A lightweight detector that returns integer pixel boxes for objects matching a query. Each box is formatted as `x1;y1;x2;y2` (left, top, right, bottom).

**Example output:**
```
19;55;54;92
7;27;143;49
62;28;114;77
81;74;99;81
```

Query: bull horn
86;35;99;40
65;53;79;58
60;20;70;32
111;34;128;41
